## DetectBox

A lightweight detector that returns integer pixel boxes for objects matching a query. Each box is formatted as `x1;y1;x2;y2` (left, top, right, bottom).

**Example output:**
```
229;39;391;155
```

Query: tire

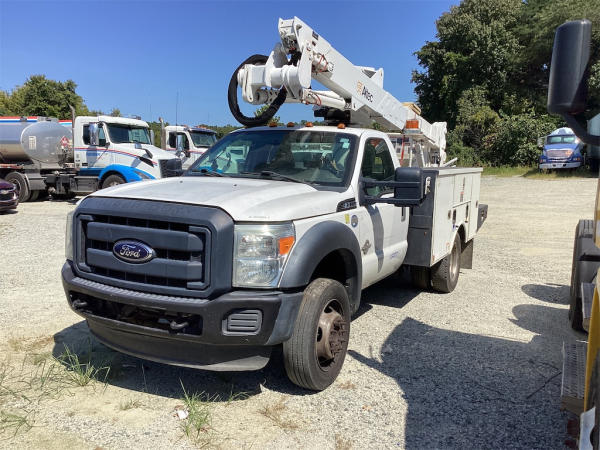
410;266;430;290
5;172;31;202
431;233;461;293
283;278;351;391
587;353;600;449
101;174;125;189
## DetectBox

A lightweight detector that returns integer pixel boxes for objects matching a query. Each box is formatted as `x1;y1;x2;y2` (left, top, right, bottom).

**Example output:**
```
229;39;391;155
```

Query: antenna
175;92;179;127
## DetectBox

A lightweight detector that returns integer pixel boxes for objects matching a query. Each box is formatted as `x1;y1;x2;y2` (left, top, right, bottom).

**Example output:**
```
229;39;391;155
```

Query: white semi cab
160;123;217;169
62;17;487;391
0;115;183;201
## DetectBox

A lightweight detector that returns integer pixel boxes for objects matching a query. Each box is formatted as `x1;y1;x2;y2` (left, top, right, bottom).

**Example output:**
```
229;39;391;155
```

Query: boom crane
228;16;448;166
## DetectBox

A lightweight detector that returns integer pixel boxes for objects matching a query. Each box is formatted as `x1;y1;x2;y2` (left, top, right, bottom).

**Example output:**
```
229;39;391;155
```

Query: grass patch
119;398;143;411
259;397;300;430
57;346;111;387
482;165;596;178
0;411;33;436
335;433;353;450
179;382;214;446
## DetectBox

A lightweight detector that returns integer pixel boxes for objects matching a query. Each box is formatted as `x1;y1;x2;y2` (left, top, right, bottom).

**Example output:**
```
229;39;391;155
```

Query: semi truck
62;17;487;391
159;120;217;169
0;115;183;202
538;127;584;171
546;19;600;449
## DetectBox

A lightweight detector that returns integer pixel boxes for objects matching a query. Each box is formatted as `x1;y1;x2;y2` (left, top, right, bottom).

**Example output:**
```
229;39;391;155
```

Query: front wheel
101;174;125;189
283;278;351;391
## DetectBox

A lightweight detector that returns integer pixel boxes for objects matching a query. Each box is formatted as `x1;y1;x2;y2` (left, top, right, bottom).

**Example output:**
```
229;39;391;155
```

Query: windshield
106;124;151;144
186;129;358;186
546;135;578;145
190;131;217;147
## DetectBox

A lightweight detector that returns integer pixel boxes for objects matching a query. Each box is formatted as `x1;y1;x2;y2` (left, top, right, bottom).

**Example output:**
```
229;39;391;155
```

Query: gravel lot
0;175;595;449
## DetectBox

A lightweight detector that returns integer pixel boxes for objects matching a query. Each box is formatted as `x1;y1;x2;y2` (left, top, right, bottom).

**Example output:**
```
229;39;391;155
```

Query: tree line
412;0;599;166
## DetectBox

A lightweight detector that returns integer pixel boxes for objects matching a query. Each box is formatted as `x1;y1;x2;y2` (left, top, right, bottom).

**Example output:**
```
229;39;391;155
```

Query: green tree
3;75;89;118
254;104;280;124
110;108;121;117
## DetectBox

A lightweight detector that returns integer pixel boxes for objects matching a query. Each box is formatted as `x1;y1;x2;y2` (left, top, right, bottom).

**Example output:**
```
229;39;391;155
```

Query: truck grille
546;149;572;159
73;198;233;298
80;214;209;294
159;158;183;177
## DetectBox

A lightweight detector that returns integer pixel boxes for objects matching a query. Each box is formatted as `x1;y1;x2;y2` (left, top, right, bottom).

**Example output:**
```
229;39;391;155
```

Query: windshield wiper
190;168;227;177
241;171;310;184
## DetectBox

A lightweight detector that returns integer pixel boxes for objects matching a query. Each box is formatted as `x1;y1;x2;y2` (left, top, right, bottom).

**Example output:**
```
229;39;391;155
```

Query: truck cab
161;125;217;169
73;116;183;189
538;127;584;170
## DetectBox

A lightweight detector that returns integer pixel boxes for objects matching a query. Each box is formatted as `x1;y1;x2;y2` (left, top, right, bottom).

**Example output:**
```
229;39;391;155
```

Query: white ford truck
62;17;487;390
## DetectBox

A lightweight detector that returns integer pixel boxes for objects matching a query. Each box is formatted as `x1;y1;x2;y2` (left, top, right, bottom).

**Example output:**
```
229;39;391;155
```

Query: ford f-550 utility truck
62;17;487;390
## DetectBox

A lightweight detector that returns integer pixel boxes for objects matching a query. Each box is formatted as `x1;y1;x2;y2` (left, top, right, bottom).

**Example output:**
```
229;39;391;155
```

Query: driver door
357;135;408;287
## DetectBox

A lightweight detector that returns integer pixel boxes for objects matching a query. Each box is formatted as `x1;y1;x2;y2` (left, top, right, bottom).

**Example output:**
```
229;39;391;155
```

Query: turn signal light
287;122;295;127
305;122;314;127
279;236;295;255
268;121;278;127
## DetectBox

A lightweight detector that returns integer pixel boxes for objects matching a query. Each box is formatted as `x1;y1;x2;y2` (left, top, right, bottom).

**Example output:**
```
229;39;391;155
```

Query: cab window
168;132;190;150
82;124;107;146
361;138;395;196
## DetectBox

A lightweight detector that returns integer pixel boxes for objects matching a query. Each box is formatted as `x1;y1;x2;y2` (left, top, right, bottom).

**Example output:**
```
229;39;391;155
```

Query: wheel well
310;249;359;311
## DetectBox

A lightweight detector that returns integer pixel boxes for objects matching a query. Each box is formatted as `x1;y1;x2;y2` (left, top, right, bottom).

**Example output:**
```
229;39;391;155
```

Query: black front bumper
62;262;303;370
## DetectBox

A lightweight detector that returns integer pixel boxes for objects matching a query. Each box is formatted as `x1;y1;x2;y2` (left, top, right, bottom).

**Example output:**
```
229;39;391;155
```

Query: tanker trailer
0;117;73;202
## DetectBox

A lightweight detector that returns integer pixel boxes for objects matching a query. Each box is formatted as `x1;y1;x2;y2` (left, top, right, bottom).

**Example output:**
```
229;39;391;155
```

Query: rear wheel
283;278;350;391
101;174;125;189
431;233;461;293
5;172;30;202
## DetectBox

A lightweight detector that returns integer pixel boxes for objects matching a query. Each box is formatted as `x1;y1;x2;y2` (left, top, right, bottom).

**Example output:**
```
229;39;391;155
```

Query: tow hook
169;320;189;331
72;299;88;309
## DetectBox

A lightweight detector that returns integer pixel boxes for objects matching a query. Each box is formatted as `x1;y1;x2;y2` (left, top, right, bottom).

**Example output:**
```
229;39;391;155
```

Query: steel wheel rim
450;239;460;280
315;299;348;371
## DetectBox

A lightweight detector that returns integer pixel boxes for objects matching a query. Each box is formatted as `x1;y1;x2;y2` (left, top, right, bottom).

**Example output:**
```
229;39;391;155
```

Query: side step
561;340;588;414
581;282;595;332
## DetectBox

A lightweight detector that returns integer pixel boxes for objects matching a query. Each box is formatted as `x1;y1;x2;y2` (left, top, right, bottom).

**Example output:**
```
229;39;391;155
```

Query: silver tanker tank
0;119;72;165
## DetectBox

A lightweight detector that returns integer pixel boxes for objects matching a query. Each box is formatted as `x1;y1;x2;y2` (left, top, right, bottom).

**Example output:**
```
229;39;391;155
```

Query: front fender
280;221;362;312
98;165;155;183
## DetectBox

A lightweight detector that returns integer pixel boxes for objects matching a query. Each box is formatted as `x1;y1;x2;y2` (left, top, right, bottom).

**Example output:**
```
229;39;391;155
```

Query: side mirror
361;167;427;207
548;20;591;115
176;134;190;158
89;123;100;146
537;137;545;148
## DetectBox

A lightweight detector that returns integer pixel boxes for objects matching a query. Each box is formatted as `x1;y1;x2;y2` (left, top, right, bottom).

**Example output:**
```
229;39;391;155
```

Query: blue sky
0;0;457;126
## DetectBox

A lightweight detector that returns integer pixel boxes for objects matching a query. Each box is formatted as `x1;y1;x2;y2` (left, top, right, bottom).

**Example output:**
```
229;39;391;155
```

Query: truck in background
159;118;217;169
0;115;183;202
538;127;584;171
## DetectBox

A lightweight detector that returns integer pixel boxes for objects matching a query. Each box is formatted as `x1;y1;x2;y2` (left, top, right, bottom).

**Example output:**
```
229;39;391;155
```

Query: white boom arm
236;16;447;165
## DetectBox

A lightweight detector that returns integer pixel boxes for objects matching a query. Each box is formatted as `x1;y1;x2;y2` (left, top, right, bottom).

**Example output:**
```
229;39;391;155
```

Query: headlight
65;210;74;261
233;223;295;288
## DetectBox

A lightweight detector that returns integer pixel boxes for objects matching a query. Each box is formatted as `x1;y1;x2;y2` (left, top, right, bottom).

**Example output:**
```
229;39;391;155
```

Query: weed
259;397;300;430
57;346;110;387
335;433;352;450
337;380;356;390
0;410;33;436
119;398;143;411
482;165;595;178
179;382;214;446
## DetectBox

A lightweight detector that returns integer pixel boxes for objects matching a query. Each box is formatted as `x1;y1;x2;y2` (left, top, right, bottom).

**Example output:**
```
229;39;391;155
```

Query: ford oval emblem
112;240;155;264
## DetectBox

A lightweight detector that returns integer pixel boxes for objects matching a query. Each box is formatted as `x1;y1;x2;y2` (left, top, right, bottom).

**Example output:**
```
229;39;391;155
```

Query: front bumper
0;196;18;211
539;161;581;169
62;262;303;370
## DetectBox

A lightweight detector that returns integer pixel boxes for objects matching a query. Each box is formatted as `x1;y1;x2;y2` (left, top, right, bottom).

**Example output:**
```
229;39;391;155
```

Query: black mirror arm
562;114;600;146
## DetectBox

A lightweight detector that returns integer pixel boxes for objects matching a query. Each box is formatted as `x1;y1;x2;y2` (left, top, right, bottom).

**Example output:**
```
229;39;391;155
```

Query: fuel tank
0;119;72;164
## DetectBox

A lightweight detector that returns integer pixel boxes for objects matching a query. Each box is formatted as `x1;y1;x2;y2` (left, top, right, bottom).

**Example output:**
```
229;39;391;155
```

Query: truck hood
113;143;177;161
543;143;581;151
90;176;350;222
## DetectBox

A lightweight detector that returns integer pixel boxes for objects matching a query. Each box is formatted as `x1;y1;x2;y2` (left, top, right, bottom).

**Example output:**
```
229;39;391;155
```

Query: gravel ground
0;175;594;449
